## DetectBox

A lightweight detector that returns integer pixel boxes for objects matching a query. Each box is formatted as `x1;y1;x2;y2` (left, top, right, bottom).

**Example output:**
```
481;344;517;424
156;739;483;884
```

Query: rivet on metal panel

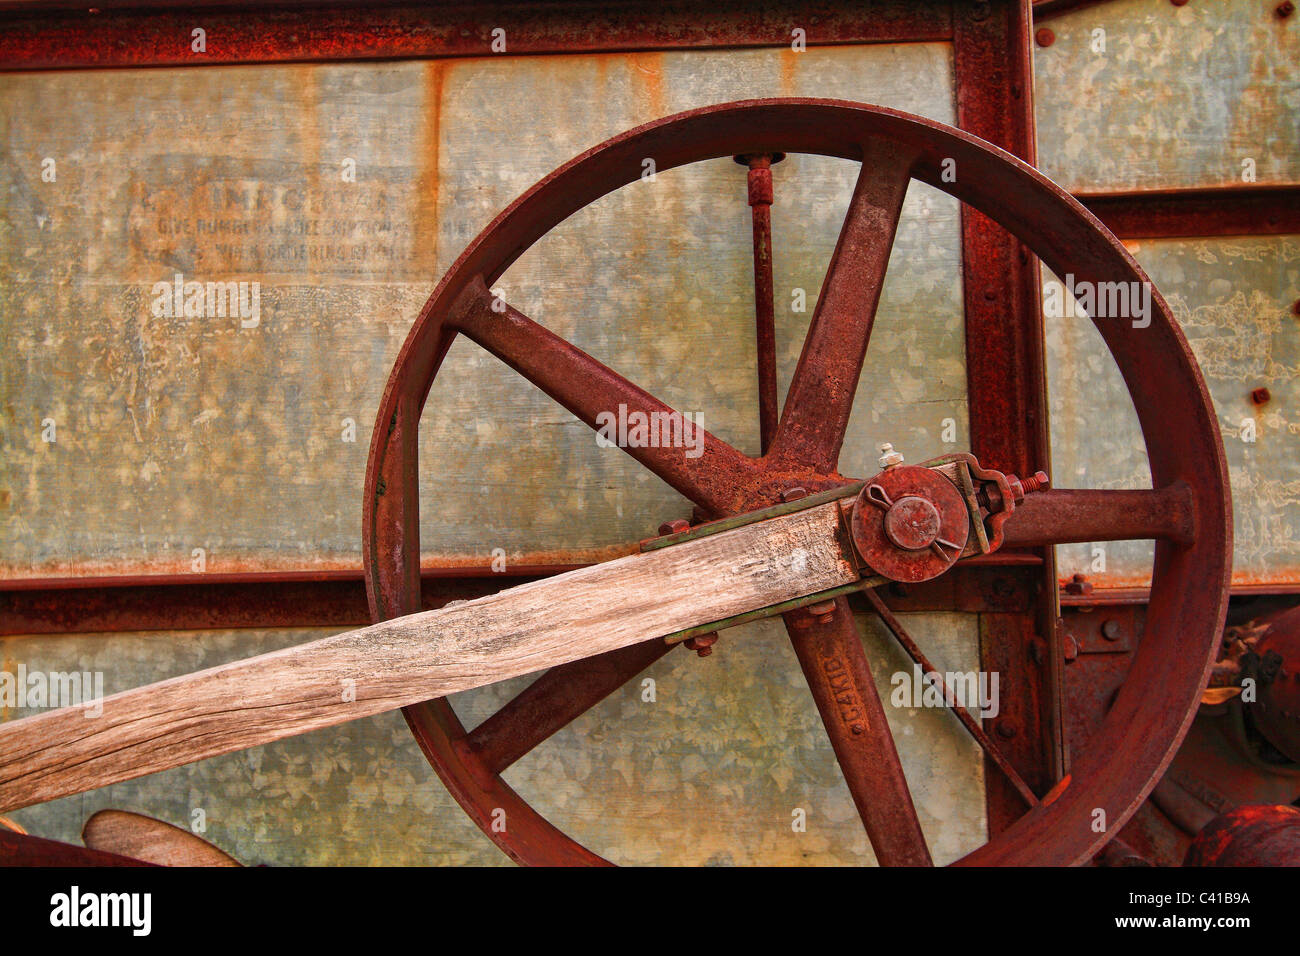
996;722;1018;740
992;577;1018;599
1251;387;1271;405
1277;1;1295;19
806;600;837;623
1035;28;1055;47
780;487;808;502
1291;298;1300;316
1063;635;1080;663
1102;619;1124;642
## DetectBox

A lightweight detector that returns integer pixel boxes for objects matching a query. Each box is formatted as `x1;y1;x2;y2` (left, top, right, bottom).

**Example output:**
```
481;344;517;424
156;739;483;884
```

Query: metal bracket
639;480;866;553
647;454;1025;646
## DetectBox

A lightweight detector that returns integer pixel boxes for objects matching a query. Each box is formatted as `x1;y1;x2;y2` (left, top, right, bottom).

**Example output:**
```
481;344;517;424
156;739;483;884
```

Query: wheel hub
850;464;970;583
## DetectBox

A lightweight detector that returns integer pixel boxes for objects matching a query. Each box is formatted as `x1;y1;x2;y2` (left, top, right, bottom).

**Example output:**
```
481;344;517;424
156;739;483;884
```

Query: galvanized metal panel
4;611;986;865
1034;0;1299;193
0;43;964;577
1046;235;1300;588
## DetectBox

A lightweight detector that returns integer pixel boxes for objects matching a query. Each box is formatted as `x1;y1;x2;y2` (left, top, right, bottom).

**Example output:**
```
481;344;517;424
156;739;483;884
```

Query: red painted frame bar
1079;185;1300;240
0;0;952;71
953;0;1066;834
0;567;576;635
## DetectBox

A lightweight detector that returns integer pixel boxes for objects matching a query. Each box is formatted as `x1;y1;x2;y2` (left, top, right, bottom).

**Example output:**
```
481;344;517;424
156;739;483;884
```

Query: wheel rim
362;98;1231;866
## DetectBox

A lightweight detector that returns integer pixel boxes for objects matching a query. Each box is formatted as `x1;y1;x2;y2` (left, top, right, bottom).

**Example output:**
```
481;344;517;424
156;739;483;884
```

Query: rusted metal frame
0;0;955;72
1061;582;1300;608
953;0;1064;837
0;828;153;866
1077;185;1300;240
2;558;1050;636
0;569;574;636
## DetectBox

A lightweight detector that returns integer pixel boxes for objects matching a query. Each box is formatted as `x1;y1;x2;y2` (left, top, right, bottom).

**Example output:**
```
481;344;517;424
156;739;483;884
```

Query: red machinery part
850;465;970;583
362;99;1231;866
1184;805;1300;867
1253;605;1300;763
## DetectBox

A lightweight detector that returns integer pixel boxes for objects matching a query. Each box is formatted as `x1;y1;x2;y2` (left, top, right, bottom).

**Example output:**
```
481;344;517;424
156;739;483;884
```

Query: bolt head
883;496;942;551
1064;573;1094;596
878;443;904;470
684;633;718;658
806;600;837;620
658;518;691;537
1102;619;1123;642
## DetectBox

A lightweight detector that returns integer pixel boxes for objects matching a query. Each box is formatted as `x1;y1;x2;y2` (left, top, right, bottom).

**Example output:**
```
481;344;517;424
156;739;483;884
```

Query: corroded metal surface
0;1;953;71
365;97;1229;865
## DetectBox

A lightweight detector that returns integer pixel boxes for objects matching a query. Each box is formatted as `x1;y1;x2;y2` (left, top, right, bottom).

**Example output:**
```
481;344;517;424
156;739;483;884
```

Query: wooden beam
0;500;857;812
81;810;242;867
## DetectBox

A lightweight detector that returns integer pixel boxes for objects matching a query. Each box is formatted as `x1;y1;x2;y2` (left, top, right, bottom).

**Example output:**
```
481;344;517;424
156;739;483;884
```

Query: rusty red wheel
362;99;1230;866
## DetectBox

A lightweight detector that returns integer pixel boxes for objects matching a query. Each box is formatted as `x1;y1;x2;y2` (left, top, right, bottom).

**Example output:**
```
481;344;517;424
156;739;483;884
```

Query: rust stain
413;60;446;275
627;51;667;119
291;67;324;283
780;47;799;96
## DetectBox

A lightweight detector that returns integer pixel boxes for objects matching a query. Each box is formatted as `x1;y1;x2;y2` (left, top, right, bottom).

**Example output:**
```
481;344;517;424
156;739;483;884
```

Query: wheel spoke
784;596;932;866
466;639;673;774
768;145;914;473
450;276;760;516
1000;484;1195;547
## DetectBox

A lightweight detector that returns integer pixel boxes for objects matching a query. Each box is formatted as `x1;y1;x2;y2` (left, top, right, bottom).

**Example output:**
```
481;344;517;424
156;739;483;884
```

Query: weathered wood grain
82;810;241;867
0;501;857;812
